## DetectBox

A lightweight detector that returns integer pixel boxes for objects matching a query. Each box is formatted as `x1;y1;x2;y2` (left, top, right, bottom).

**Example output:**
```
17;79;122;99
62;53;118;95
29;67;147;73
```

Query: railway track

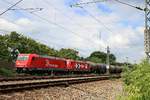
0;75;120;93
0;74;106;82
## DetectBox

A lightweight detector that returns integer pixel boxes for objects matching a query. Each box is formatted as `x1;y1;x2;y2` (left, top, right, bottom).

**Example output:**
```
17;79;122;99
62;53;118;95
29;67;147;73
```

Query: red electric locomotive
66;59;90;71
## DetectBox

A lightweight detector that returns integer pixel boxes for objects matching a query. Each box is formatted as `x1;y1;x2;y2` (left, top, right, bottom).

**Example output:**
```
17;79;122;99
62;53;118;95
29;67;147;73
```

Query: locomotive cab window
17;56;28;61
32;57;40;61
32;57;35;61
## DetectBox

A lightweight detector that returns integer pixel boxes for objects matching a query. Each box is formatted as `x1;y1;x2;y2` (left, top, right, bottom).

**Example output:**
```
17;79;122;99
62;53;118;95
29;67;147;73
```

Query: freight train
15;54;122;75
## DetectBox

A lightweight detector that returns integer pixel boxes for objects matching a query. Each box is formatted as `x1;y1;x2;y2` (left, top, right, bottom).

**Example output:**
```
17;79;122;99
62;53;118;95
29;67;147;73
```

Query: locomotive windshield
17;56;28;61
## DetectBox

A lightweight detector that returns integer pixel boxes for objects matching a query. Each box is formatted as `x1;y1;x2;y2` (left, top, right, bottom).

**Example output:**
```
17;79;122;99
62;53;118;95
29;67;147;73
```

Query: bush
0;67;15;77
119;60;150;100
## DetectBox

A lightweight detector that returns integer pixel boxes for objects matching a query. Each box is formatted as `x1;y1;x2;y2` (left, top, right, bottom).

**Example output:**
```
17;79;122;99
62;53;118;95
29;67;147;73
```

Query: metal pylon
144;0;150;58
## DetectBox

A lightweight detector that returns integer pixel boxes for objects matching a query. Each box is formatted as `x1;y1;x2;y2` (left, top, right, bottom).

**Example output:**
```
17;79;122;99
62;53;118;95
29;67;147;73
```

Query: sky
0;0;145;63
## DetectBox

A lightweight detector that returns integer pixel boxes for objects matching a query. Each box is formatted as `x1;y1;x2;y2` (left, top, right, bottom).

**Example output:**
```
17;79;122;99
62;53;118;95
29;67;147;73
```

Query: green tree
86;51;116;64
109;54;116;64
0;35;10;60
0;32;58;61
58;48;80;60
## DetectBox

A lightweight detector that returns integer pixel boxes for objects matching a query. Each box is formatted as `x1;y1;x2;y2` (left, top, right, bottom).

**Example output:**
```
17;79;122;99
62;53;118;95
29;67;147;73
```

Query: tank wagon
109;66;122;74
16;54;122;75
90;63;107;74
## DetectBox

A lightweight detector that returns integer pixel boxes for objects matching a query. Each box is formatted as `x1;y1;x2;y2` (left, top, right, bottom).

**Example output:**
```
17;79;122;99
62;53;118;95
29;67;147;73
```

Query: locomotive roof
39;55;67;60
39;55;88;63
19;53;90;63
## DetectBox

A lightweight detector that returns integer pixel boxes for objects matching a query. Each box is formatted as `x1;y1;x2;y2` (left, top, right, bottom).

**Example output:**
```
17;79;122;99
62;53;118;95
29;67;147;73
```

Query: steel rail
0;75;120;93
0;74;106;82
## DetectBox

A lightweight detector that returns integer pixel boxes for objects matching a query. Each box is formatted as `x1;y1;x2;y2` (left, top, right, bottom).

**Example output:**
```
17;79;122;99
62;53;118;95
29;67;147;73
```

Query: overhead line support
0;0;23;16
144;0;150;58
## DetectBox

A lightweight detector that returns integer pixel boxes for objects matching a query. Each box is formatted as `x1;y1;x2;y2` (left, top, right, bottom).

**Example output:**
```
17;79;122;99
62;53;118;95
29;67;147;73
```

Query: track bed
0;75;120;93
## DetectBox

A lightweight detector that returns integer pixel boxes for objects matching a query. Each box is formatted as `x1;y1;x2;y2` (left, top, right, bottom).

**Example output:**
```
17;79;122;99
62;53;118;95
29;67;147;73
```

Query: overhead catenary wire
70;0;107;7
0;27;69;50
0;0;69;49
70;0;145;36
114;0;144;11
71;0;144;11
10;8;43;13
43;0;97;37
79;6;114;34
32;17;97;48
10;8;43;11
31;13;97;48
6;0;93;44
71;2;117;35
0;15;72;49
71;1;119;51
1;0;43;14
43;1;109;52
71;2;143;44
0;0;23;16
33;37;69;49
114;0;137;8
2;0;98;49
37;1;103;49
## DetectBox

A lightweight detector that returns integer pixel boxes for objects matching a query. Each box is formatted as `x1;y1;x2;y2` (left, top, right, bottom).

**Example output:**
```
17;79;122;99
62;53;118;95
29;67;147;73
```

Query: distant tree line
0;31;118;64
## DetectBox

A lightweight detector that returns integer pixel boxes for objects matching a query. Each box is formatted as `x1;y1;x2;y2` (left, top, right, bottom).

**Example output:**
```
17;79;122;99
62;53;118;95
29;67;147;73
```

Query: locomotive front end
15;54;30;72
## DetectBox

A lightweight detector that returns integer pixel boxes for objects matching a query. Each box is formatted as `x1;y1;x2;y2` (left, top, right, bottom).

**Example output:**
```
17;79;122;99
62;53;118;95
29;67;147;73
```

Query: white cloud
0;18;19;31
16;18;32;26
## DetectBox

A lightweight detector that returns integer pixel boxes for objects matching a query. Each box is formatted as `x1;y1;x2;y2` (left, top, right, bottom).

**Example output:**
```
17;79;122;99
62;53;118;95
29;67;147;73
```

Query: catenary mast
144;0;150;58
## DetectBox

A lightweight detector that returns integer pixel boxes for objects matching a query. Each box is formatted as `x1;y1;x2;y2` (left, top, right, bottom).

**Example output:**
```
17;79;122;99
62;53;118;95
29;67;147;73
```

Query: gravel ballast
0;79;123;100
